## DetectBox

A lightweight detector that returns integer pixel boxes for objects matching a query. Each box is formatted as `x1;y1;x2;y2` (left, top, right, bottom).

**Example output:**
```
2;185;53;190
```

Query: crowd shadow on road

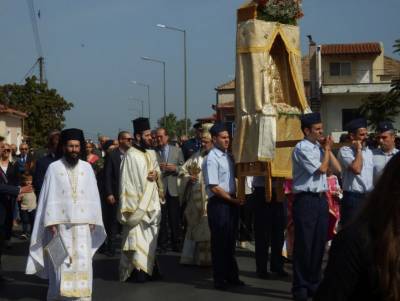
137;252;291;300
0;273;47;300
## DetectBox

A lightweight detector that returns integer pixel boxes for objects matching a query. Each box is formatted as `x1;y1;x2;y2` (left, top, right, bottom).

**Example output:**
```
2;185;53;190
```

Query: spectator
315;152;400;301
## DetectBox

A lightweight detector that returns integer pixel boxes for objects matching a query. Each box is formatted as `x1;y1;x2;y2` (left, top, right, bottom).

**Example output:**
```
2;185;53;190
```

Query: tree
157;113;192;139
359;39;400;130
0;76;74;148
359;92;400;131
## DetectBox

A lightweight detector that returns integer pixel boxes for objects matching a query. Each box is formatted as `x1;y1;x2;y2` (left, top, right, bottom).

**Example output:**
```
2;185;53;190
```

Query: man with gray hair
372;121;399;184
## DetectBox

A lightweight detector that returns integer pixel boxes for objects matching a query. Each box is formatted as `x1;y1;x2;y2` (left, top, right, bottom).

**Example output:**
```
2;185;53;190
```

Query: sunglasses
4;149;11;152
20;148;28;151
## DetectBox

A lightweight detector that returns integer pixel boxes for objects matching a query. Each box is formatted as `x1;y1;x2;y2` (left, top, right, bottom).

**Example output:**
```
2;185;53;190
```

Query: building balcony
321;82;392;95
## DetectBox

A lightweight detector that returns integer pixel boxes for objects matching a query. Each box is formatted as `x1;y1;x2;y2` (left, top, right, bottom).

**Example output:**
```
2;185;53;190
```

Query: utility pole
38;57;45;84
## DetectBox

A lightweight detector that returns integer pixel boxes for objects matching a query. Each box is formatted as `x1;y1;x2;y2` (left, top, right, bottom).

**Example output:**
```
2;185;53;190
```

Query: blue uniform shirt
338;146;374;193
292;139;328;193
372;147;399;184
202;147;236;198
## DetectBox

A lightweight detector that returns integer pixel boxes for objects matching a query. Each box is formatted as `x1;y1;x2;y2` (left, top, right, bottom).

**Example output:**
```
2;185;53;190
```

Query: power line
26;0;43;58
20;59;39;83
26;0;46;83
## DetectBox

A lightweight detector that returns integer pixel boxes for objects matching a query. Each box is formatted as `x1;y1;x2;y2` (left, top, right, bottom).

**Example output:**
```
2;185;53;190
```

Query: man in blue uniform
291;112;337;301
252;176;288;279
373;121;398;184
337;118;373;227
182;123;202;160
203;123;244;291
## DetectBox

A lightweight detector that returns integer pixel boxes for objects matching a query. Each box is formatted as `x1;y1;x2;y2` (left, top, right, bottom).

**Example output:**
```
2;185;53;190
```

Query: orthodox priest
119;118;163;282
26;128;106;301
179;124;213;266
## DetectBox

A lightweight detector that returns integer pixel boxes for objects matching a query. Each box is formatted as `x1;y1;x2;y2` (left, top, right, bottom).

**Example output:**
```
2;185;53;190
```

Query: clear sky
1;0;399;139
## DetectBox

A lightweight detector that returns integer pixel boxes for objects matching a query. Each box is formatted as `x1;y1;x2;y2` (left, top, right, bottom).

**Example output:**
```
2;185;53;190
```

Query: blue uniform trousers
340;191;366;227
253;187;286;274
292;192;328;300
207;196;239;285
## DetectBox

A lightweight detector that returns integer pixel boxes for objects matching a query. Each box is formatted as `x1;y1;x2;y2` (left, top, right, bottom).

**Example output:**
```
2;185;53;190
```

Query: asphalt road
1;237;294;301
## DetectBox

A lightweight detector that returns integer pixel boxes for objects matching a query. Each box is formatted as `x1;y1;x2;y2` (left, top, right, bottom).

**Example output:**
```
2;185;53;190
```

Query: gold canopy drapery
233;18;310;178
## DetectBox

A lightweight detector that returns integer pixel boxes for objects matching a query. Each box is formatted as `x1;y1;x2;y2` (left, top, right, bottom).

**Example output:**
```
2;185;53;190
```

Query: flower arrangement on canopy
256;0;304;25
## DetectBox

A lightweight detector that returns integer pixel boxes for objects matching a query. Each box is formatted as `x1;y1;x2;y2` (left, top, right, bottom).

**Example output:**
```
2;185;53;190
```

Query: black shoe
227;279;245;286
271;269;289;278
214;281;228;290
257;271;271;279
133;270;148;283
0;275;14;283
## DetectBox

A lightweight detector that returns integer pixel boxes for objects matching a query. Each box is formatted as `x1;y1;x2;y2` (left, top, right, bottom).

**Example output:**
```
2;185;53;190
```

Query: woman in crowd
0;143;20;246
86;141;100;165
315;152;400;301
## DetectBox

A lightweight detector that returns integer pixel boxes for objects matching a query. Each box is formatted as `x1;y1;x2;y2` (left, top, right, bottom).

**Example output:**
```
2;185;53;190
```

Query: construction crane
23;0;46;84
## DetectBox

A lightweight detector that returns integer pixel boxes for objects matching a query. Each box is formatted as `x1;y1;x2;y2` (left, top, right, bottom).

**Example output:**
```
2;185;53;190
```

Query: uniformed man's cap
210;123;228;137
377;121;395;133
300;112;321;127
344;118;367;132
132;117;150;134
61;128;85;145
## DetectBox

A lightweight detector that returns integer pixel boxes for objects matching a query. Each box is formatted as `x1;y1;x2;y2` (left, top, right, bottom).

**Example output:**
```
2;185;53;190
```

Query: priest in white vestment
179;124;213;266
119;118;163;282
26;128;106;301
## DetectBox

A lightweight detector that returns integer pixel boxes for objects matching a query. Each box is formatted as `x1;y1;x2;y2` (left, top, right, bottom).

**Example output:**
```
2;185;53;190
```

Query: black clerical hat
377;121;395;133
60;128;85;145
210;123;228;137
344;118;367;132
132;117;150;134
300;112;321;127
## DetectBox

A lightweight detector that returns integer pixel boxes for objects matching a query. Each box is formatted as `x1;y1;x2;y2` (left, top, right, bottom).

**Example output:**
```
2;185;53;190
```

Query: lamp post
131;81;151;123
141;56;166;127
157;24;188;136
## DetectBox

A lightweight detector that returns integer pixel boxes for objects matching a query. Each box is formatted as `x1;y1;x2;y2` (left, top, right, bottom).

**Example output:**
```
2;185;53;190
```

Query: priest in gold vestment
118;118;163;282
26;128;106;301
179;124;213;266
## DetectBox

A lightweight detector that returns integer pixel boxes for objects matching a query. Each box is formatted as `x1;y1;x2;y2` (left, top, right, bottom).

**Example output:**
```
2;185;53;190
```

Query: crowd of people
0;113;399;301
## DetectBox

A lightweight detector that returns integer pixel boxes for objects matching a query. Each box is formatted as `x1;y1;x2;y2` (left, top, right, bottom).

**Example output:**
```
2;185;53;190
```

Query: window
342;109;362;130
330;62;352;76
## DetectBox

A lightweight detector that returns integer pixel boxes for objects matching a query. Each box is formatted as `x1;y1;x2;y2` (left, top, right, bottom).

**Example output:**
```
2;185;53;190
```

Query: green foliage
157;113;192;139
394;39;400;54
359;39;400;130
359;92;400;131
0;76;74;148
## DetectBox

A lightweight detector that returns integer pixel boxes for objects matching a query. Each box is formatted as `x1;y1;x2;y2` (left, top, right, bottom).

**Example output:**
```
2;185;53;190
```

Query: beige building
0;104;27;147
308;41;400;138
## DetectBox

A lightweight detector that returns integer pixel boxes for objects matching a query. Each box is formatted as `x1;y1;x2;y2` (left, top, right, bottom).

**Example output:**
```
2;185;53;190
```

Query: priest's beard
64;151;80;167
140;139;152;150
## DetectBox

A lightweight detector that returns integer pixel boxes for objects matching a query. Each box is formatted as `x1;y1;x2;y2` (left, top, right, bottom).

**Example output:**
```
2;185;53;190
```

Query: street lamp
131;81;151;123
129;97;144;117
141;56;167;127
156;23;188;136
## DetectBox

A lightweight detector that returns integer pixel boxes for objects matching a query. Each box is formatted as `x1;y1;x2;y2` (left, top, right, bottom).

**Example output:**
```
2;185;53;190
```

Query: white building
0;104;28;147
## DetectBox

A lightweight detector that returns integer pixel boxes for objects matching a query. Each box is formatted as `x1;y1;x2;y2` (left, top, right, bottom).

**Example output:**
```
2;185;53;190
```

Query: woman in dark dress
315;152;400;301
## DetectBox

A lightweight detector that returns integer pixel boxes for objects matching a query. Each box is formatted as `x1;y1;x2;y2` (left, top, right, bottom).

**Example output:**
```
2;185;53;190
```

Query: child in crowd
18;173;37;240
326;168;342;241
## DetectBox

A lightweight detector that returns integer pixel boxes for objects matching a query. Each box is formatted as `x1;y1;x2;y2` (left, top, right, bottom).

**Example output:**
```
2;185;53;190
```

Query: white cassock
179;151;211;266
118;146;163;281
26;159;106;301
